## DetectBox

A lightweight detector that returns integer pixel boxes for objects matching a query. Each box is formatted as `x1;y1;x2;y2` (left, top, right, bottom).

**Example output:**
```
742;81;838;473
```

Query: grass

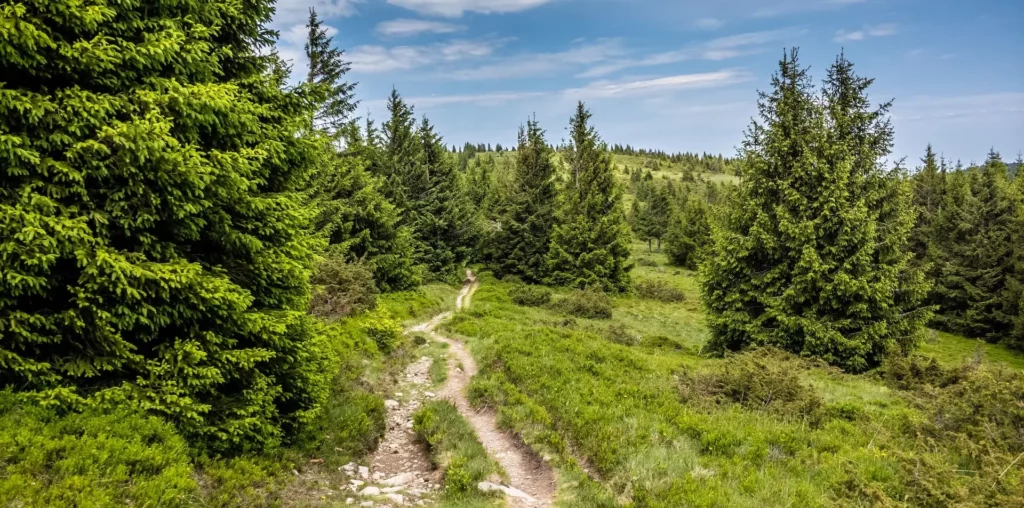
441;241;1024;506
413;400;504;505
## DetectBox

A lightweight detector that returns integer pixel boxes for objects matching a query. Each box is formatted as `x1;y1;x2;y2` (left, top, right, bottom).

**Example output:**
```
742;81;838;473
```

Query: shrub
634;279;686;303
679;348;823;421
361;309;404;354
636;257;659;267
309;256;378;319
605;323;641;346
509;284;553;307
413;400;502;499
0;397;197;507
879;353;968;390
555;288;613;319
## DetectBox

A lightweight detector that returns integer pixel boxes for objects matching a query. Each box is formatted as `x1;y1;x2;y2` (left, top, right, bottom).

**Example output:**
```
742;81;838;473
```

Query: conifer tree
304;8;357;135
486;119;559;281
1;0;328;451
373;89;423;212
700;50;929;372
665;196;711;270
546;102;632;292
309;125;419;291
1009;168;1024;350
632;186;671;252
409;117;476;277
910;145;945;262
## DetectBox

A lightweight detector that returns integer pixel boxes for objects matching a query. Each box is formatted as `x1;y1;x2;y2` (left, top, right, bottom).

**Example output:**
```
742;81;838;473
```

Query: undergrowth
413;400;504;502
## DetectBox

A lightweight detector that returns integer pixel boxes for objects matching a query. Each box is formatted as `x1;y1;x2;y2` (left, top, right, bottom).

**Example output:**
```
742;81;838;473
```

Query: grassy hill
444;242;1024;506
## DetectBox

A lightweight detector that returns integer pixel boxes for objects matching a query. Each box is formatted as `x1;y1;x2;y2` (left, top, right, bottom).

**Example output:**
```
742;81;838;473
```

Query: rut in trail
425;270;557;507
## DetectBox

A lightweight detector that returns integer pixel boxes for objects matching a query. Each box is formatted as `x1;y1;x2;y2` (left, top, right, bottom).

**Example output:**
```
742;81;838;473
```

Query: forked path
415;270;556;507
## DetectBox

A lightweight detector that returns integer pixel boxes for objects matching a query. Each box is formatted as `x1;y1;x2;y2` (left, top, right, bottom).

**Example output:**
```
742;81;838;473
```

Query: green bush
361;308;404;354
0;397;197;507
555;288;613;319
309;255;379;319
605;323;641;346
634;279;686;303
413;400;502;499
509;284;553;307
679;348;823;421
879;353;968;390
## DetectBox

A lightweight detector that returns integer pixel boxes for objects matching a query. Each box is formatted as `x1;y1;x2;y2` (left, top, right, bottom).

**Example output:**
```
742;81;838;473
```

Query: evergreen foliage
0;0;332;451
303;8;357;135
632;186;672;252
546;102;632;292
485;119;558;282
309;126;419;291
700;50;930;371
909;145;945;262
665;196;712;270
928;152;1020;344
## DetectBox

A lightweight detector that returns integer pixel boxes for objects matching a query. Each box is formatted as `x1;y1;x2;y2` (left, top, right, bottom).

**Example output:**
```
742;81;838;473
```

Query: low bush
413;400;503;500
605;323;641;346
555;288;613;319
636;257;659;267
679;348;823;421
0;396;198;507
361;308;404;354
509;284;552;307
634;279;686;303
878;352;969;390
310;256;379;319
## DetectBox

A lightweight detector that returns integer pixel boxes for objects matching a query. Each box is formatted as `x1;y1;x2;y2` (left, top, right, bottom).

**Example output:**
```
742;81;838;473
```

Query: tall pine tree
486;118;559;282
546;102;632;292
665;195;712;270
1;0;328;452
304;8;357;135
700;50;929;372
910;144;945;262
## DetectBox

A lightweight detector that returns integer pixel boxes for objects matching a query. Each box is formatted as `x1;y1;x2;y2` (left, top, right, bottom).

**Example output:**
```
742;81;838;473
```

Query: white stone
360;502;374;508
350;479;365;487
358;466;369;479
345;498;354;505
424;391;435;398
477;482;536;502
382;486;404;493
343;462;357;471
359;486;381;496
381;472;417;486
384;399;400;409
385;493;404;504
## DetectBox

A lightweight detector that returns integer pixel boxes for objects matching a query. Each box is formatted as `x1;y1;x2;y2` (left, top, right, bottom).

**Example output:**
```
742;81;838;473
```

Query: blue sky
270;0;1023;165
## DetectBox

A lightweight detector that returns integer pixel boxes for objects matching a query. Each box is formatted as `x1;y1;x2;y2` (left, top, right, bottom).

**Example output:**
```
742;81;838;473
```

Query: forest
1;1;1022;507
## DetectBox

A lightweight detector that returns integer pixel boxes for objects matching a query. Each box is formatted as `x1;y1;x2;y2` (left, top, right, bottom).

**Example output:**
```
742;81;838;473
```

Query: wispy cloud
447;39;627;80
567;69;753;99
894;93;1024;122
754;0;867;18
834;23;898;43
349;39;504;73
387;0;553;18
376;18;465;37
273;0;362;29
695;18;724;30
577;27;805;79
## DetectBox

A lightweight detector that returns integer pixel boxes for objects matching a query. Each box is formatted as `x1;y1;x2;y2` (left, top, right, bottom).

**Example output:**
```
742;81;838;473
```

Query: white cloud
566;69;752;99
404;90;548;106
376;18;465;37
695;18;724;30
386;0;553;18
273;0;361;29
834;23;898;43
448;39;626;80
577;28;805;79
349;39;502;73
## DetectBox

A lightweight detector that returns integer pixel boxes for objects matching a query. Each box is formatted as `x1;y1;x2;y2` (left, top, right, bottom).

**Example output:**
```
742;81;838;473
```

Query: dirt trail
424;270;557;507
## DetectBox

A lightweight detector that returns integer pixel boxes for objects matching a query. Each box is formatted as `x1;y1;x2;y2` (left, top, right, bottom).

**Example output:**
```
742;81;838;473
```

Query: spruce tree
700;50;929;372
665;196;711;270
928;169;977;333
410;117;476;277
546;102;632;292
1009;169;1024;350
1;0;327;451
910;145;945;262
372;89;423;212
309;125;419;291
486;119;559;281
304;8;357;135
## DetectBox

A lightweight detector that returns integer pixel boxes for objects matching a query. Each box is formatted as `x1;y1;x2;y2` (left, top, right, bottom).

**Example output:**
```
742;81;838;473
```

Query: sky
270;0;1024;165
